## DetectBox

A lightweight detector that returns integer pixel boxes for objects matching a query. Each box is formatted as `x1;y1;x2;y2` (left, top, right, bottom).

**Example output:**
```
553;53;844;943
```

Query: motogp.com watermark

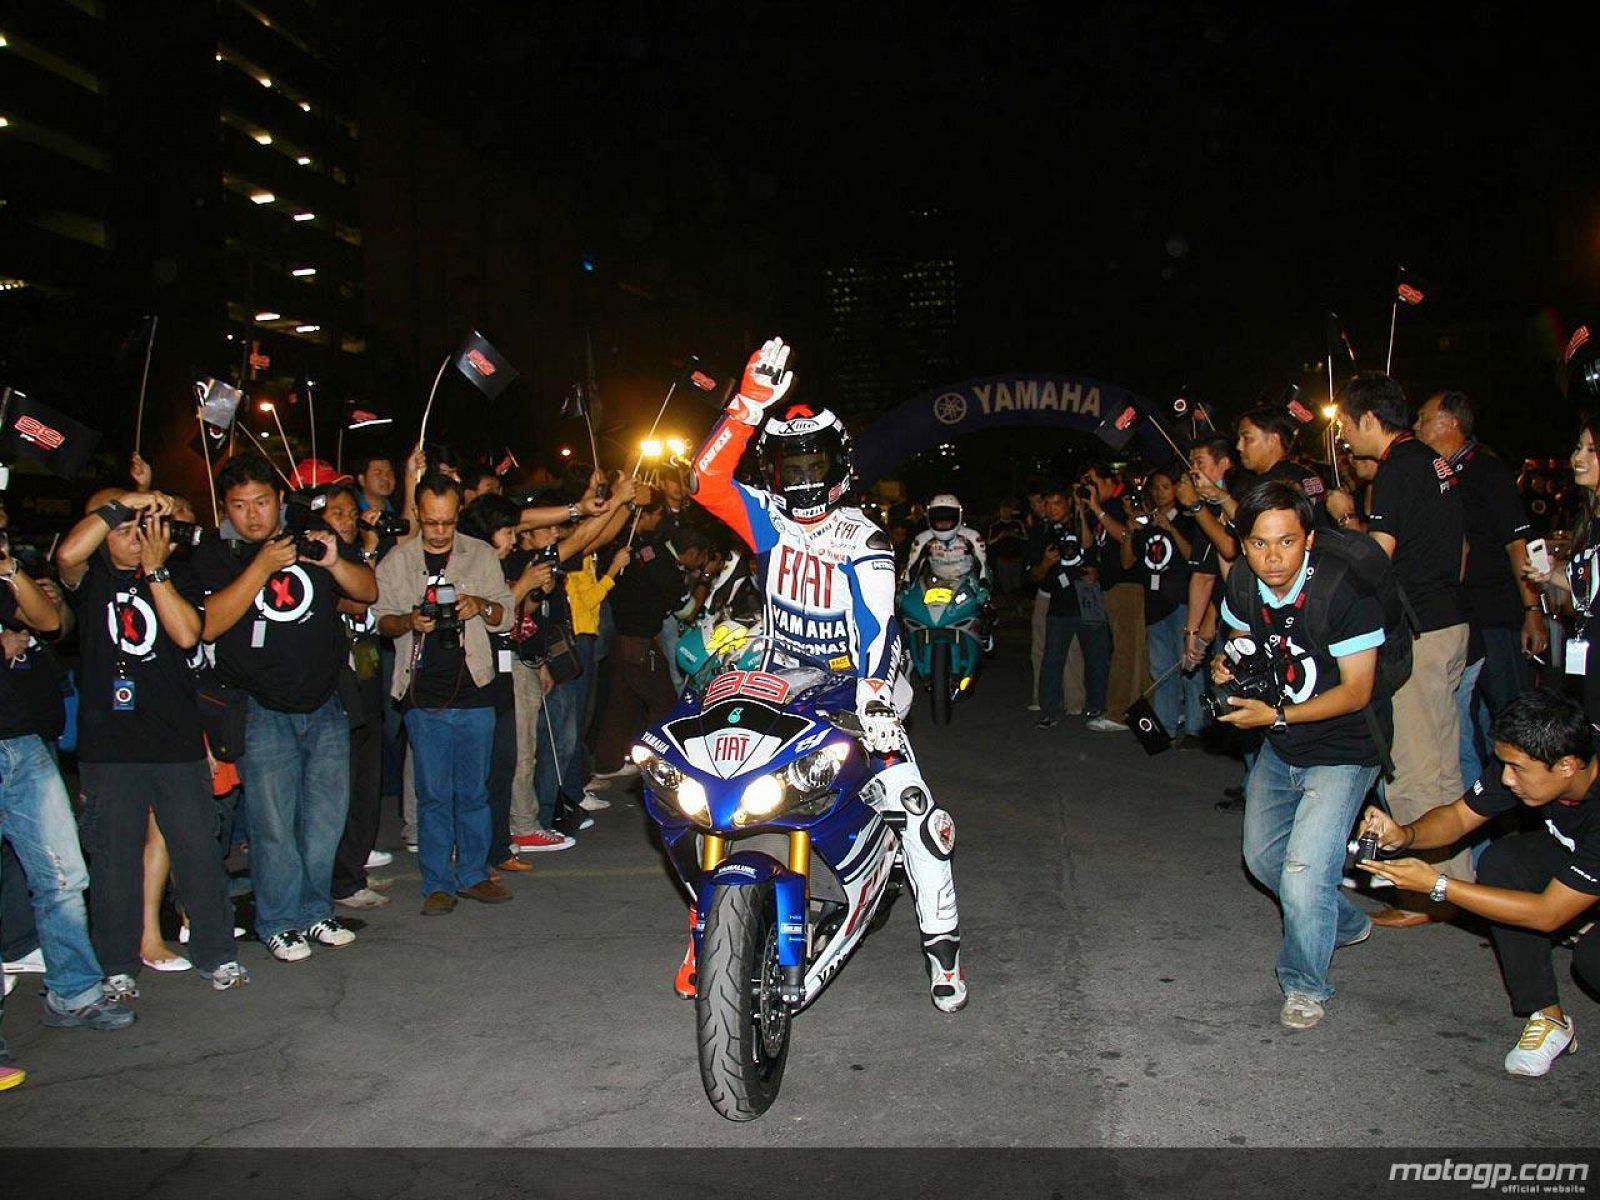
1390;1159;1589;1193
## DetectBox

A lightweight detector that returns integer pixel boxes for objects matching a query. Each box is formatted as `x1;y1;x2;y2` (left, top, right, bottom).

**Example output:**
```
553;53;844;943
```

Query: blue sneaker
41;992;137;1031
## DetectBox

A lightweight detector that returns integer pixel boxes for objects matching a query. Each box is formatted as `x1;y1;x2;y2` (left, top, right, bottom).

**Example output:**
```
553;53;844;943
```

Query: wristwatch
1271;705;1288;733
146;566;172;586
1429;874;1449;904
567;501;580;522
1184;502;1205;515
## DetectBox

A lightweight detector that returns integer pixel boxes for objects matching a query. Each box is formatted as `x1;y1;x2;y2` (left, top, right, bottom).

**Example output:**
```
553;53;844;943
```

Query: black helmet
756;403;854;522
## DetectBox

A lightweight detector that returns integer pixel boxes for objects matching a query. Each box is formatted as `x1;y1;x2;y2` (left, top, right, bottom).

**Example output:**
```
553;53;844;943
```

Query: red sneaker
511;829;576;853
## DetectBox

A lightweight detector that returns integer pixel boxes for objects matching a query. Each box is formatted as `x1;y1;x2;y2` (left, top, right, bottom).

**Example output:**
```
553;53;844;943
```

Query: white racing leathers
905;526;989;587
692;413;964;1009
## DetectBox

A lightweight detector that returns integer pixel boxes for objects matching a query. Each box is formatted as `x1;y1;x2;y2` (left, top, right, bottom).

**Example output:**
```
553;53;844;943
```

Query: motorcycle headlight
632;745;709;825
733;742;850;826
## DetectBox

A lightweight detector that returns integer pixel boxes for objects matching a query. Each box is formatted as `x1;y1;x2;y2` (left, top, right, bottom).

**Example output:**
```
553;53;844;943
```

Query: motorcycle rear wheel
930;641;952;725
696;883;791;1121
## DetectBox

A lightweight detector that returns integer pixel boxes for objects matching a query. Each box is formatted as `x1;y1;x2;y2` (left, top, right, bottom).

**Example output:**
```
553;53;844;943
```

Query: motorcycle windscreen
665;698;813;780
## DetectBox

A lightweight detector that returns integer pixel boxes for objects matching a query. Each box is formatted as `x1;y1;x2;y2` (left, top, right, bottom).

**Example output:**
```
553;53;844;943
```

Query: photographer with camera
56;488;250;996
1355;689;1599;1077
1027;482;1110;728
1212;480;1388;1030
1131;468;1205;745
374;474;514;914
1081;464;1151;729
190;456;377;963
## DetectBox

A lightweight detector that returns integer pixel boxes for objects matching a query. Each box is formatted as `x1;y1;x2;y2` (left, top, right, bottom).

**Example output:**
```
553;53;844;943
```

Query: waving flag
453;331;518;401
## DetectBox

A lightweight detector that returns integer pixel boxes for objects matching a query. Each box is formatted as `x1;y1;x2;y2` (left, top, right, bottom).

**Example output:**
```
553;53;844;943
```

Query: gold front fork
787;831;812;881
700;834;728;872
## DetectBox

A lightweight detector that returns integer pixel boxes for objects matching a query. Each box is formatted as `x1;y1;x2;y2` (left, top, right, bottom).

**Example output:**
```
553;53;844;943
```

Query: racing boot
923;931;967;1013
674;907;697;1000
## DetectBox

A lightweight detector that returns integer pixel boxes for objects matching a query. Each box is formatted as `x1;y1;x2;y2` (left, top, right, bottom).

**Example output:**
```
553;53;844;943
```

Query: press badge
498;647;513;673
251;619;267;649
1566;637;1589;676
112;677;136;712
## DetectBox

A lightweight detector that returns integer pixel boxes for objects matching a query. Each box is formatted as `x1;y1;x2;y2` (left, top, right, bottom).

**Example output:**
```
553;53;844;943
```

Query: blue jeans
404;706;495;896
0;735;107;1015
1147;605;1205;736
535;674;585;829
238;695;351;940
1456;656;1487;792
1242;740;1379;1000
1039;614;1110;718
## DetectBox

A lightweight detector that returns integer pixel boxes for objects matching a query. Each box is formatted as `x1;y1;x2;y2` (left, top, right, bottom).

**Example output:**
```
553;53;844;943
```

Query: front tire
696;883;791;1121
930;641;952;725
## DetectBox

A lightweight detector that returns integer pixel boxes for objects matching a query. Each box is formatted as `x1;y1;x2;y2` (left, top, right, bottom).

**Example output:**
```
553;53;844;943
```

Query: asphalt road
3;628;1597;1156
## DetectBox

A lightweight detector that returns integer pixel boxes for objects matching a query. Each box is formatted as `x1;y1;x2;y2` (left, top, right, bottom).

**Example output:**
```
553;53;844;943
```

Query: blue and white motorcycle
644;622;905;1121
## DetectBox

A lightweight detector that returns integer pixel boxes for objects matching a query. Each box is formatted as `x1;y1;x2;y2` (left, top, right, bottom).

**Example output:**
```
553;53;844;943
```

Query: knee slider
918;808;956;860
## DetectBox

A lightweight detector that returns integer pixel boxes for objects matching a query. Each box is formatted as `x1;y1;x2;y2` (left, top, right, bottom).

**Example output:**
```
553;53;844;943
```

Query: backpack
1223;526;1417;777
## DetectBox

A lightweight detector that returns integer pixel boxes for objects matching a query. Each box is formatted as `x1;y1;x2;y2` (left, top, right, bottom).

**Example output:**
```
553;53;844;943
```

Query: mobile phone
1527;538;1550;575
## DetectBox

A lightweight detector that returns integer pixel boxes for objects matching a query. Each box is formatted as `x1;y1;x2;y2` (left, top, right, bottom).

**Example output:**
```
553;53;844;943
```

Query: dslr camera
1201;636;1282;721
419;580;462;650
367;510;410;538
535;541;566;577
138;512;205;548
283;488;334;562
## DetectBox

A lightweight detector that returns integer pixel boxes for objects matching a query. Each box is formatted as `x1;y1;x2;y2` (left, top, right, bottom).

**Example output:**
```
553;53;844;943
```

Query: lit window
254;311;280;322
250;191;275;204
291;267;316;277
293;211;315;222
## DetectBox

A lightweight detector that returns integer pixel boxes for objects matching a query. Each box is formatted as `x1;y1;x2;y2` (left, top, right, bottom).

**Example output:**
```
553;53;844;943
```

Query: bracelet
1526;602;1544;613
96;500;134;529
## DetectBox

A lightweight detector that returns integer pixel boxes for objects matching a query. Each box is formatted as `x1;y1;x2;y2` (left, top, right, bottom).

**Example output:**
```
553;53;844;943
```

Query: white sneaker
303;918;356;948
1086;716;1126;733
1280;992;1325;1029
265;930;312;963
1505;1012;1577;1077
336;888;392;910
578;792;611;812
105;973;140;1003
209;961;250;991
365;849;394;869
2;947;46;974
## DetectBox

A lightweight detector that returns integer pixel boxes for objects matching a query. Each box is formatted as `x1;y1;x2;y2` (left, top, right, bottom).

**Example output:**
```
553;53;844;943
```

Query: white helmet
927;493;963;541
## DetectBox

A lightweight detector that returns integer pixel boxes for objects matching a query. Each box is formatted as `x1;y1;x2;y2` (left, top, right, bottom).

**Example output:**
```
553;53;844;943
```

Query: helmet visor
928;505;960;531
779;450;833;487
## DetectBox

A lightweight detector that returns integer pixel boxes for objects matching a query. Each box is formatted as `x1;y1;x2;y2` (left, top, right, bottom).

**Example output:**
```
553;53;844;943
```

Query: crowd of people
0;337;1596;1097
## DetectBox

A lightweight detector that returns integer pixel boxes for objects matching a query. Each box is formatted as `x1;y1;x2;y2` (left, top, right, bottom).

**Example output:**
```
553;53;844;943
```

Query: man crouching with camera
374;473;514;915
1356;688;1599;1077
1212;481;1387;1030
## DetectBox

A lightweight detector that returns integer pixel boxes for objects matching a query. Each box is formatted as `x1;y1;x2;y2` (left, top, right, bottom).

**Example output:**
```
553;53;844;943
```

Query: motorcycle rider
904;494;991;590
686;336;966;1013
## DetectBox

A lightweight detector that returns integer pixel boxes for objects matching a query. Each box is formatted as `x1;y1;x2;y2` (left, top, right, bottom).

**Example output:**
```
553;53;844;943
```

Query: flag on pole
197;378;242;431
453;331;518;400
1092;399;1144;451
680;355;732;408
1396;266;1433;307
0;390;102;479
1123;698;1173;755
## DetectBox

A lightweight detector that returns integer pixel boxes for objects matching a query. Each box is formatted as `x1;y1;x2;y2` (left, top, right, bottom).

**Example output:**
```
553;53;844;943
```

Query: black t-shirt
68;558;207;763
1024;523;1089;618
609;537;686;638
190;535;358;714
1092;496;1134;589
1220;553;1388;768
1448;442;1533;631
0;587;41;740
409;550;494;710
1367;433;1466;632
1466;771;1600;897
1134;515;1194;623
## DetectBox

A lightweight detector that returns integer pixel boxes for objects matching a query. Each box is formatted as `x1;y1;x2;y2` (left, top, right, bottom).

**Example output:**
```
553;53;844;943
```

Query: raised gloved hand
854;678;905;755
726;337;794;426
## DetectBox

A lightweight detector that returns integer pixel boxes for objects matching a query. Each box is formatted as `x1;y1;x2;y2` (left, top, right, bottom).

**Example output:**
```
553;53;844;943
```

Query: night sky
347;2;1599;453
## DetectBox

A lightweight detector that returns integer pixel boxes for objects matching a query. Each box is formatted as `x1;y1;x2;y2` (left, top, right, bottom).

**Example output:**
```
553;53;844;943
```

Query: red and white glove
726;337;794;426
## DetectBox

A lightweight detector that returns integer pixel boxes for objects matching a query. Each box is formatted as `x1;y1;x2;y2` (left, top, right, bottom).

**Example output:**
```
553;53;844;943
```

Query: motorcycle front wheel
930;640;952;725
696;883;791;1121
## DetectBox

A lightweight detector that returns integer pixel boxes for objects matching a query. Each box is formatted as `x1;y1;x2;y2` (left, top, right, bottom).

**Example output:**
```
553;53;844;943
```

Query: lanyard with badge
1567;525;1600;675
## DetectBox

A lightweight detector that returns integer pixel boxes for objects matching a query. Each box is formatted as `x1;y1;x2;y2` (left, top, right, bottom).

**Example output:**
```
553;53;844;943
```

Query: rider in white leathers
904;494;990;590
687;336;966;1013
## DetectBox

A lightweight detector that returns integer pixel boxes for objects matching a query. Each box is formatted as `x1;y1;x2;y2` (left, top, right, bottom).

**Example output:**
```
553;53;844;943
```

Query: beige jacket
373;533;514;702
